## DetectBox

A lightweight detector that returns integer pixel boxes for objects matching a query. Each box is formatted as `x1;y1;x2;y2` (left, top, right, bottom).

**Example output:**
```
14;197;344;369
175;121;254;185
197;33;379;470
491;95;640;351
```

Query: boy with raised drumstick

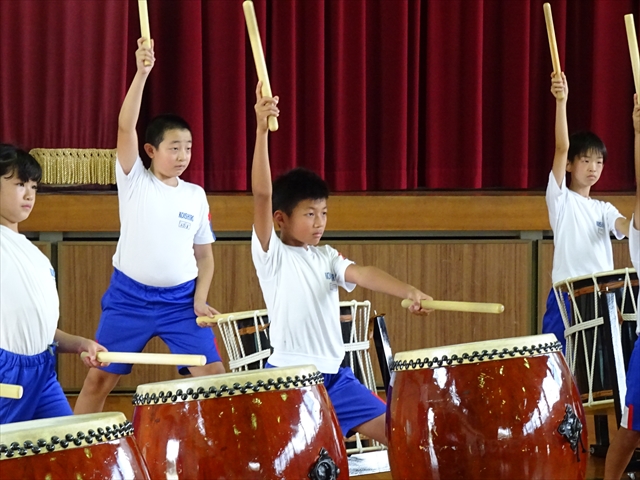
74;39;224;414
542;72;630;352
603;95;640;480
250;83;433;444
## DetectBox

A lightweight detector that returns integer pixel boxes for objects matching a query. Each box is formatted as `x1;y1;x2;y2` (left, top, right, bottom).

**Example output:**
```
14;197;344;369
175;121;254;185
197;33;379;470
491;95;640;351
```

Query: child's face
147;128;192;180
567;151;604;189
277;198;327;247
0;171;37;228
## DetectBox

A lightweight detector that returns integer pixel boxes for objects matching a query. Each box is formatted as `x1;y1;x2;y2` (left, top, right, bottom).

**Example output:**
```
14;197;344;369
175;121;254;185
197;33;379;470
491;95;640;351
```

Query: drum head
134;364;323;405
0;412;133;459
393;334;560;370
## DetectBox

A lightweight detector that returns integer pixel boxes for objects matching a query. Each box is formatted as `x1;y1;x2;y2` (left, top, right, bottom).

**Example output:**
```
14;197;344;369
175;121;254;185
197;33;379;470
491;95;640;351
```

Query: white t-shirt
0;226;59;355
629;216;640;334
251;227;356;373
113;157;215;287
546;172;625;284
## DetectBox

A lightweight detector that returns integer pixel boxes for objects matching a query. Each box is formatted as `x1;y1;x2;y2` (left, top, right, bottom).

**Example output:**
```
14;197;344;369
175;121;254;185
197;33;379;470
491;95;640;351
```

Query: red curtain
0;0;637;192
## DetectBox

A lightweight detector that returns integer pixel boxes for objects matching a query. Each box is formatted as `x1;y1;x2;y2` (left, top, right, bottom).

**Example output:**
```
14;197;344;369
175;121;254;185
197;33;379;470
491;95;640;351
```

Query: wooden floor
66;394;635;479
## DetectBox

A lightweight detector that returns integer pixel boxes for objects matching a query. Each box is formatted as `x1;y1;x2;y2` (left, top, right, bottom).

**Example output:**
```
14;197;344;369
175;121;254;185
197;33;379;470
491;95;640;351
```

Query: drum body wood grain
387;334;587;480
133;365;348;479
0;412;150;479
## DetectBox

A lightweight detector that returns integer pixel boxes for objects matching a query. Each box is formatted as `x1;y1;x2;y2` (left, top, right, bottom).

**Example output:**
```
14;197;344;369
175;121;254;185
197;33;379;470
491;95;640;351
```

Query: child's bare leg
74;369;121;414
603;427;640;480
188;361;225;376
353;413;387;445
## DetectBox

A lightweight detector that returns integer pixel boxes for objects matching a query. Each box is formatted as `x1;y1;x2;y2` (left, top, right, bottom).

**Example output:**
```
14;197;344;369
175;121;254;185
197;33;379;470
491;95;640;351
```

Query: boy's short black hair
568;131;607;163
0;144;42;183
145;114;192;148
272;167;330;216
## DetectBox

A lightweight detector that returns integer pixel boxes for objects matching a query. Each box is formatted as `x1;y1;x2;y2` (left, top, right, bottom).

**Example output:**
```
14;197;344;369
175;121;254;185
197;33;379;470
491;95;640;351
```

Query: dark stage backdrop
0;0;637;192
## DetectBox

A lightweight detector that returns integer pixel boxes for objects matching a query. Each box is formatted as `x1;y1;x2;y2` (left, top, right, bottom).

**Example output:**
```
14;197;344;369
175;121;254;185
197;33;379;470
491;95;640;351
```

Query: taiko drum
0;412;150;479
132;365;348;479
387;334;588;480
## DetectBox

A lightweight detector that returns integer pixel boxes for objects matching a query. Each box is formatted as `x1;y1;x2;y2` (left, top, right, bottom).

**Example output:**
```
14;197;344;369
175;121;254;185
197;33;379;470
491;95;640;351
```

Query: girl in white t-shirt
0;144;106;424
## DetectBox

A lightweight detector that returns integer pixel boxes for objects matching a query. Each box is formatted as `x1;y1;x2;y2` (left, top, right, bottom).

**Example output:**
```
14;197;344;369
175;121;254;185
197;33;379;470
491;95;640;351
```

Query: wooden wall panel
56;240;535;391
537;239;632;333
57;242;182;391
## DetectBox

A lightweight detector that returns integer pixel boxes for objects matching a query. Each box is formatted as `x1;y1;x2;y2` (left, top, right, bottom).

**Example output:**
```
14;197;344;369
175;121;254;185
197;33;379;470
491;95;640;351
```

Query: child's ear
143;143;156;159
273;211;285;228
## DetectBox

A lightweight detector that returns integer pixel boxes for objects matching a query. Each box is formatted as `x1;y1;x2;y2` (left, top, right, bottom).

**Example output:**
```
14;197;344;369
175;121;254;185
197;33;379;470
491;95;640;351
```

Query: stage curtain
0;0;636;192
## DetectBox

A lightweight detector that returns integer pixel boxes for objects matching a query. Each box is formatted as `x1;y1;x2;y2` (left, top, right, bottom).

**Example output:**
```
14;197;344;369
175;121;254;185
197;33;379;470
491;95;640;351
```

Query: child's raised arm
116;38;155;175
551;72;569;187
251;82;279;252
634;94;640;228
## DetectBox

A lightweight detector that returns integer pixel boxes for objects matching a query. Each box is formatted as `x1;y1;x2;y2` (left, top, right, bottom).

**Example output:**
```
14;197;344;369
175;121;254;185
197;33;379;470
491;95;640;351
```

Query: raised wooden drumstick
243;0;279;132
138;0;152;66
625;14;640;96
197;309;269;327
543;3;564;99
81;351;206;366
401;299;505;314
0;383;23;399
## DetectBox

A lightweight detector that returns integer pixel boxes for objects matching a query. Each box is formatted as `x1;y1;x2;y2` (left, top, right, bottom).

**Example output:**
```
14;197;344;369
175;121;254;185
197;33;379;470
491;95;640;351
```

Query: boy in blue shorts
74;39;224;414
542;72;630;352
603;95;640;480
250;83;433;444
0;145;107;424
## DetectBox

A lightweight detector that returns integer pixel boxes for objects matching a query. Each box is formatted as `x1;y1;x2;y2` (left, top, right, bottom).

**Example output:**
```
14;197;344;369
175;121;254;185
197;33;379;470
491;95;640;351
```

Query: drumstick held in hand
138;0;152;66
401;299;505;314
243;0;279;131
81;351;206;366
625;14;640;96
543;3;564;99
196;309;269;326
0;383;23;399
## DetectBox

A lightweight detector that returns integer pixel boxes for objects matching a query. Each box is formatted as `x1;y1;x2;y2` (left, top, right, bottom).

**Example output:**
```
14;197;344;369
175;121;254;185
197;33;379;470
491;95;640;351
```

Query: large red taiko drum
133;365;348;479
0;412;150;479
387;334;587;480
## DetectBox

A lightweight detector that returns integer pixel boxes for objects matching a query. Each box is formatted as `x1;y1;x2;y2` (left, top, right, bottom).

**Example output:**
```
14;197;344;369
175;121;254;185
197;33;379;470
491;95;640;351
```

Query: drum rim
0;412;133;460
133;364;324;405
552;267;637;288
392;334;560;369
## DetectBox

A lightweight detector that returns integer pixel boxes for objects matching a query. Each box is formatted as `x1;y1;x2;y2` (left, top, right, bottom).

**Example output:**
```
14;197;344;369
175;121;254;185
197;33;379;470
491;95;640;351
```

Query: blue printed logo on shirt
178;212;194;230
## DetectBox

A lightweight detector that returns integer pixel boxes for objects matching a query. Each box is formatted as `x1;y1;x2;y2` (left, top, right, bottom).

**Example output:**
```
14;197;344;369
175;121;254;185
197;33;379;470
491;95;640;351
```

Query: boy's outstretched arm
252;82;280;252
117;38;155;175
344;264;433;315
551;72;569;187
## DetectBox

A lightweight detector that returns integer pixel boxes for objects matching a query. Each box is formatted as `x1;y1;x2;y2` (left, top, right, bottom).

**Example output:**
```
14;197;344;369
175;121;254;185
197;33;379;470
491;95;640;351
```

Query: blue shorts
622;336;640;432
266;362;386;437
96;269;221;375
542;288;570;353
0;345;72;424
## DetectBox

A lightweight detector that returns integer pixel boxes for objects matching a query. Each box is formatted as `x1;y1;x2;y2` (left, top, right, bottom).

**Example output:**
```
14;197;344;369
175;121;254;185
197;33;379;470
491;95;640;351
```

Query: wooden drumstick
81;351;206;366
625;14;640;96
0;383;23;399
543;3;564;99
401;299;505;314
243;0;279;132
196;309;269;326
138;0;152;66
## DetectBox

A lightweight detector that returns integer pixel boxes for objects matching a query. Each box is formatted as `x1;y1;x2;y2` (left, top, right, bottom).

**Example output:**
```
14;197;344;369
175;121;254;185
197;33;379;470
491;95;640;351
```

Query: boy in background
74;39;224;414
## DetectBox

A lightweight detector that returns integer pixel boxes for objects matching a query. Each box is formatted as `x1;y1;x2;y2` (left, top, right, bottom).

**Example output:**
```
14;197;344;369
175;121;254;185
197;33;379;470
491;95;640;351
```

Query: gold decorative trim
29;148;116;185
